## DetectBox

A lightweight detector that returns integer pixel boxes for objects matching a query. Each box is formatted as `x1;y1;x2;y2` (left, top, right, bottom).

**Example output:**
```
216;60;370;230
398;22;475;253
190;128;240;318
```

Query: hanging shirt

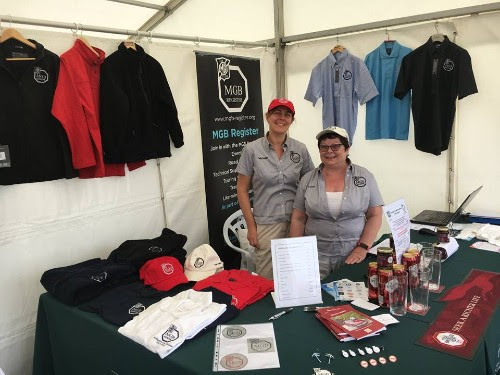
394;36;478;155
100;42;184;163
364;41;412;140
0;39;77;185
304;50;379;142
52;39;145;178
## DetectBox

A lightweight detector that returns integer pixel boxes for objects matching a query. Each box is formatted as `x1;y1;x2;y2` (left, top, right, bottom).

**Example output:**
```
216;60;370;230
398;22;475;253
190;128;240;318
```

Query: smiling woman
235;98;314;279
290;126;384;280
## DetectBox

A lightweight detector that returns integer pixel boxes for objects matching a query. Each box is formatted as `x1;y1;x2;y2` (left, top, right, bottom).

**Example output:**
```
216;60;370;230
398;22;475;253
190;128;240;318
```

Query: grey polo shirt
293;162;383;257
304;50;379;142
236;135;314;225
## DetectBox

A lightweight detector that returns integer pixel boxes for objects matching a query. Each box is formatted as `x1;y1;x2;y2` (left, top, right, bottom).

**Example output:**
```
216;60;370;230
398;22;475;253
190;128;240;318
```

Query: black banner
195;52;264;269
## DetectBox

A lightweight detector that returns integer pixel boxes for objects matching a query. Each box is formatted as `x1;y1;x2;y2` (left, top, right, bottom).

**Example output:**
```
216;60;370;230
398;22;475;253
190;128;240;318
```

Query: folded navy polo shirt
107;228;187;271
40;258;137;306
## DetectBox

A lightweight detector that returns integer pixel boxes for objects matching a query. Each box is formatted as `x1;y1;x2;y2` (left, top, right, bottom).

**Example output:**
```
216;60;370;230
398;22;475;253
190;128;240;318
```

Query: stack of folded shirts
118;289;226;358
193;270;274;310
315;305;386;342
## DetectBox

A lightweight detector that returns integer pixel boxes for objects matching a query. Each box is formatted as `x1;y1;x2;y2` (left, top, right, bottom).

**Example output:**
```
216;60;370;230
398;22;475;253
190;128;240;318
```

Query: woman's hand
345;246;368;264
247;226;260;249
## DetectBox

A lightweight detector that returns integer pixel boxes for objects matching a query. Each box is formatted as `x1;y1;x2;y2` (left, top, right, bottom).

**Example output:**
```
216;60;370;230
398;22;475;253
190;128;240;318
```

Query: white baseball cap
184;244;224;281
316;126;350;144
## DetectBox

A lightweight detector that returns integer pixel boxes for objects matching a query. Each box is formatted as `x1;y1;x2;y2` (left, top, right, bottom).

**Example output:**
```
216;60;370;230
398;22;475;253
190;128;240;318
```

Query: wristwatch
357;242;369;250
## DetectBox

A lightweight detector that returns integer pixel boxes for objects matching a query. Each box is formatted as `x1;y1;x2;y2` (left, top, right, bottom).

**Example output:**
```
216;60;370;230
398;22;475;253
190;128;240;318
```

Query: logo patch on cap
290;151;301;163
353;176;366;187
161;263;174;275
91;272;108;282
128;303;145;315
194;257;205;268
162;324;180;342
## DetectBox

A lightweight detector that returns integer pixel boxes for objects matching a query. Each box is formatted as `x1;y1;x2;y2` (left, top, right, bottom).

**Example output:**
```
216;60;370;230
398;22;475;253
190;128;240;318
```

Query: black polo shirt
394;36;477;155
0;39;76;185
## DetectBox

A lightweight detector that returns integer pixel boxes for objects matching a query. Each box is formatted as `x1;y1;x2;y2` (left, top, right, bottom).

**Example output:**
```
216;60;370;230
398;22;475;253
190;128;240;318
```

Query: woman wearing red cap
235;99;314;279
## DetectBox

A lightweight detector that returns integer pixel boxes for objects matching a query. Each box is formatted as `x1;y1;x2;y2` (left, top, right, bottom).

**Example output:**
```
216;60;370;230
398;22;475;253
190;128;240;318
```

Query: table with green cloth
32;232;500;375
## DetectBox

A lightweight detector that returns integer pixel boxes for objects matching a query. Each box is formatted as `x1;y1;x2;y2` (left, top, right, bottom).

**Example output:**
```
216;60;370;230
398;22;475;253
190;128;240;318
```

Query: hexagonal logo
216;57;248;113
433;331;467;348
162;324;179;342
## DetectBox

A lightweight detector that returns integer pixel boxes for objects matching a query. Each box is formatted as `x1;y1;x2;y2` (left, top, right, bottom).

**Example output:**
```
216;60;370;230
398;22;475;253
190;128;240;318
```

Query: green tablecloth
33;232;500;375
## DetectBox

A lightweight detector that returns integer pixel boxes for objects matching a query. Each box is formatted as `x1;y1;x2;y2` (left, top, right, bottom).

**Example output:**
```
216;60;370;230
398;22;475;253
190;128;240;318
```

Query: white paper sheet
383;199;411;263
213;323;280;371
271;236;323;308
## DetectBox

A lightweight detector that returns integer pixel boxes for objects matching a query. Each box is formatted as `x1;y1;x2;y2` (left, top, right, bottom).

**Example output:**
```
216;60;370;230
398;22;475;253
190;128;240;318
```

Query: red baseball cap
267;98;295;114
139;256;188;291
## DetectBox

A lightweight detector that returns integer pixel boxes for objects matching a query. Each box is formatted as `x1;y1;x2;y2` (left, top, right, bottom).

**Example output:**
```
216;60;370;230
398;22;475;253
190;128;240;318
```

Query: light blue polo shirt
365;41;412;140
304;50;378;143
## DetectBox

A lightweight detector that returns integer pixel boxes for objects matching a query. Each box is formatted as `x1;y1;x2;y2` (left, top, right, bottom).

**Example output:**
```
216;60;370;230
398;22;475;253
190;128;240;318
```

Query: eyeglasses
319;143;343;152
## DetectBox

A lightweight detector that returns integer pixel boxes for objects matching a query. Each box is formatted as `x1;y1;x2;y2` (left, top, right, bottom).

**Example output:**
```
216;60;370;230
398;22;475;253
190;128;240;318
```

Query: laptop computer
411;186;483;226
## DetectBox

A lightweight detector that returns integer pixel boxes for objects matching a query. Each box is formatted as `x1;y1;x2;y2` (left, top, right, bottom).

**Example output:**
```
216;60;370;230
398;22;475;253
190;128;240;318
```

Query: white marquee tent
1;1;499;374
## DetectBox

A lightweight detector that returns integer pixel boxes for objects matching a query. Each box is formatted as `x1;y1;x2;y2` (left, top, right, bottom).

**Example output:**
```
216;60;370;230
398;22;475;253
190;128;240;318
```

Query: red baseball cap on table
267;98;295;114
139;256;188;291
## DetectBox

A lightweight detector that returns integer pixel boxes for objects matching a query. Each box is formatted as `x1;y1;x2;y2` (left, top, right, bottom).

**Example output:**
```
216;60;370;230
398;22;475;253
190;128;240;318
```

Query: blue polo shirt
365;41;412;140
304;50;378;143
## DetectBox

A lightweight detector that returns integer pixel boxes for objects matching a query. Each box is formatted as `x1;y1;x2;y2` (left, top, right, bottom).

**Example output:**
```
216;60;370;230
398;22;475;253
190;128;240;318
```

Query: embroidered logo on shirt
161;263;174;275
33;67;48;83
194;257;205;268
353;176;366;187
162;324;180;342
290;151;301;163
148;246;163;253
91;272;108;283
443;59;454;71
128;303;145;315
343;70;353;80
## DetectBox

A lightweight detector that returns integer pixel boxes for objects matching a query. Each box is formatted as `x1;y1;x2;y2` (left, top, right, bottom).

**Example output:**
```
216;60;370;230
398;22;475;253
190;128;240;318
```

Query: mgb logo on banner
195;52;264;268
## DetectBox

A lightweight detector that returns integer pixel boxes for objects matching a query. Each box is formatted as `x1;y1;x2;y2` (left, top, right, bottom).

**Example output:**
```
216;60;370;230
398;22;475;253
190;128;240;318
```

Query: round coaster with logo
220;353;248;370
222;326;247;339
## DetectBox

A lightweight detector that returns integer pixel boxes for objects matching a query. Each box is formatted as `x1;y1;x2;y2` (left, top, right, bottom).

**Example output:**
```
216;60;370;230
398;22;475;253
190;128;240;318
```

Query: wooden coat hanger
0;28;36;61
73;24;99;57
123;30;138;51
431;21;445;43
331;36;344;54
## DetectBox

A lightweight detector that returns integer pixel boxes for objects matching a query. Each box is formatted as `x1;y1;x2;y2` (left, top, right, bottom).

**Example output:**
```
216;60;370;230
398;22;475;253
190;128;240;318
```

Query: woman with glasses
290;126;383;280
236;99;314;280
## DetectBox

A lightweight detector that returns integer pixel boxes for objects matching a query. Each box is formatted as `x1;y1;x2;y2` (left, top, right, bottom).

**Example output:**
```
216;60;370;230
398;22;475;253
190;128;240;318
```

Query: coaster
429;285;445;294
406;304;430;316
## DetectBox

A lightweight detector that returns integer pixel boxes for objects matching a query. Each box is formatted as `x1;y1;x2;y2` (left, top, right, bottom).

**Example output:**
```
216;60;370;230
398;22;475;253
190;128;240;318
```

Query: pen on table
269;307;293;320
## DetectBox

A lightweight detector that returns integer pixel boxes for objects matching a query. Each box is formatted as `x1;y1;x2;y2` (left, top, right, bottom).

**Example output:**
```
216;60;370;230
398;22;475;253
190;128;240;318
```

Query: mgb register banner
195;52;264;268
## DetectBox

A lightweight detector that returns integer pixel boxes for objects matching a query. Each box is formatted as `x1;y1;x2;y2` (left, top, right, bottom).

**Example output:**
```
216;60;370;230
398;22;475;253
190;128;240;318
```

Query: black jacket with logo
100;43;184;163
0;39;76;185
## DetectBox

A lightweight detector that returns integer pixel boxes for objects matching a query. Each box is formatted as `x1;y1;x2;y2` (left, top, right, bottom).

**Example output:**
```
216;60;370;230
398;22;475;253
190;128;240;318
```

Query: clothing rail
106;0;168;11
0;15;274;48
281;2;500;44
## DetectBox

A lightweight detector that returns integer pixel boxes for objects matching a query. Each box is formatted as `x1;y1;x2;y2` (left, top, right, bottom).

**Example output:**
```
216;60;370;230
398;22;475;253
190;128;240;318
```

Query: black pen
269;307;293;320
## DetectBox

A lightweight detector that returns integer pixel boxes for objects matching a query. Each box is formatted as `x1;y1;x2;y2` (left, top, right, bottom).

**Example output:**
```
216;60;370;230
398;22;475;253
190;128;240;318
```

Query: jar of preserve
393;264;406;275
368;262;378;300
377;247;394;270
378;268;393;307
437;227;450;243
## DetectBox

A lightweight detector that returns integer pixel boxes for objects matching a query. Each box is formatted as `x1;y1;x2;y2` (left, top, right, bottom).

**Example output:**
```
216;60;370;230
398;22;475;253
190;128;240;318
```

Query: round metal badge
360;360;369;368
369;359;378;366
389;355;398;363
379;357;387;365
220;353;248;370
222;326;247;339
